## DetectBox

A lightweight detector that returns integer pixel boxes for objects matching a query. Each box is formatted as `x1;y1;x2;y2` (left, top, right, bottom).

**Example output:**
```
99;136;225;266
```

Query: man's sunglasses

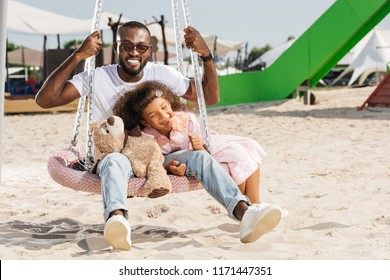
117;41;151;54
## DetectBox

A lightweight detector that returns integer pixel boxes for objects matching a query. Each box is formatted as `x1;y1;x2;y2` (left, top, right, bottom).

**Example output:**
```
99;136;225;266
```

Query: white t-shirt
69;63;190;120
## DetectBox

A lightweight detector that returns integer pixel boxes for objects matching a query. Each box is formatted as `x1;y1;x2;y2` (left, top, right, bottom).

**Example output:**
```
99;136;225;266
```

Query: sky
6;0;390;55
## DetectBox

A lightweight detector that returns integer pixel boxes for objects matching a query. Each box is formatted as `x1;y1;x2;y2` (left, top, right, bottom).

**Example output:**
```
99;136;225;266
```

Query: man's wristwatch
200;51;214;62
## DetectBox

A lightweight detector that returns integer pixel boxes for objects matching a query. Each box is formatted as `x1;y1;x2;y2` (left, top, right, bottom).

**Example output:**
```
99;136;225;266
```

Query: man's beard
118;56;148;77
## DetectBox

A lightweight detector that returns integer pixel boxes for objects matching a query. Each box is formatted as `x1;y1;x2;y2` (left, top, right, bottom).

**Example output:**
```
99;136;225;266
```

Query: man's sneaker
104;215;132;250
239;203;281;243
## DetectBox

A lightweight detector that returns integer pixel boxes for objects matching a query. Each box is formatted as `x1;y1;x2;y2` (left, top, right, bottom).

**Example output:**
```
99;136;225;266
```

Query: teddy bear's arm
121;146;147;177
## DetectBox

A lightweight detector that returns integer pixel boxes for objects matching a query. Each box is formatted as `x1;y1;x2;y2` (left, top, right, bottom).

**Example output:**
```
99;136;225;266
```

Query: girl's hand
164;160;186;176
189;134;205;150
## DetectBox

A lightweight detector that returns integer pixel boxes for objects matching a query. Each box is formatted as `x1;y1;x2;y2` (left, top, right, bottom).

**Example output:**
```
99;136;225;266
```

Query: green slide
217;0;390;106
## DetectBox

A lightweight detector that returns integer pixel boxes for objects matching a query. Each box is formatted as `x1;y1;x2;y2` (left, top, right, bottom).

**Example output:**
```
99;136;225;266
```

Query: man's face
115;28;151;78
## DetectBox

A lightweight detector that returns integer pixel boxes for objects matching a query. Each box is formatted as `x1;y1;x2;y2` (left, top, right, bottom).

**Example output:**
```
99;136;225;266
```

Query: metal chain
84;0;104;171
70;0;103;171
71;97;85;146
171;0;184;74
180;0;213;153
72;1;103;147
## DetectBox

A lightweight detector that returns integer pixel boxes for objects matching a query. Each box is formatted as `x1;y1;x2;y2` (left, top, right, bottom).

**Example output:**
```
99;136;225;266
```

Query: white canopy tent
7;0;242;58
7;47;43;67
205;36;242;57
336;31;373;66
332;27;390;86
7;0;92;35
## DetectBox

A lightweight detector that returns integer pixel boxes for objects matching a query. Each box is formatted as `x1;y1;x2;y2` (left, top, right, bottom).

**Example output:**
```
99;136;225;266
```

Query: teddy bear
89;115;172;198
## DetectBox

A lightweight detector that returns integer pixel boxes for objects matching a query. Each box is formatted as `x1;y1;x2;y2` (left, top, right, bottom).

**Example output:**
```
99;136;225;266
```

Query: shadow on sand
0;218;238;254
209;101;390;121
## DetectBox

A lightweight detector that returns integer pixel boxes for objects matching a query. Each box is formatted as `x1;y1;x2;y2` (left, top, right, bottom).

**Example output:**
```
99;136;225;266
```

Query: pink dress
143;112;267;185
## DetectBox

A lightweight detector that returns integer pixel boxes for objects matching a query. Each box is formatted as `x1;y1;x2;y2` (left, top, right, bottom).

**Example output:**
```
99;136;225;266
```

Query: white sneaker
239;203;281;243
104;215;132;250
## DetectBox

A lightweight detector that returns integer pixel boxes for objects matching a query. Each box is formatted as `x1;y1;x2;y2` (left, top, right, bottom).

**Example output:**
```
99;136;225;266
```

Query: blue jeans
97;152;133;221
97;150;249;222
164;150;249;220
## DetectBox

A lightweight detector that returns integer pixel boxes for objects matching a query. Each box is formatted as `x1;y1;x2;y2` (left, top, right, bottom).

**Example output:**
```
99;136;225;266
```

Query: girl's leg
243;166;260;204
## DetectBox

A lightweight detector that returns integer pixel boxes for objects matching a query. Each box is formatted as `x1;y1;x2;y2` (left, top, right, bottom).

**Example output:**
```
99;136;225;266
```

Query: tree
286;35;295;42
7;41;19;52
63;39;110;49
245;44;273;69
63;39;84;49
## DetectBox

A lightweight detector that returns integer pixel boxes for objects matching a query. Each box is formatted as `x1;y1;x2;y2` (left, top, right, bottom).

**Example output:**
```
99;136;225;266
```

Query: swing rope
71;0;104;171
71;0;212;163
48;0;206;196
171;0;213;153
171;0;184;74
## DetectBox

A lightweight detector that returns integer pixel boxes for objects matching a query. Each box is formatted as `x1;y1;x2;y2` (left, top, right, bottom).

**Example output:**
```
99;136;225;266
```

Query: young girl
113;81;267;204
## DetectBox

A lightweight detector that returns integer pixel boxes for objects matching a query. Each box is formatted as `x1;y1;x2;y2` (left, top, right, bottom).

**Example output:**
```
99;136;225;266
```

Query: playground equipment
217;0;390;106
48;0;208;196
359;71;390;110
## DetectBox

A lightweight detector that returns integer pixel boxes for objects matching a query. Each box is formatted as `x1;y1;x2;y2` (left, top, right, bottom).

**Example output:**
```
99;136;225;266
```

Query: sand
1;86;389;260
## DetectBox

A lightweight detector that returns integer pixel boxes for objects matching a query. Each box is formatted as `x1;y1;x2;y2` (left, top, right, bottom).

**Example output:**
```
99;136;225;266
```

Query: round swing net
48;0;211;197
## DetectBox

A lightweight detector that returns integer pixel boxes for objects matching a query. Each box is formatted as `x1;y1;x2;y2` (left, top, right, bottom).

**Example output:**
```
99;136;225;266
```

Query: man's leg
97;152;133;250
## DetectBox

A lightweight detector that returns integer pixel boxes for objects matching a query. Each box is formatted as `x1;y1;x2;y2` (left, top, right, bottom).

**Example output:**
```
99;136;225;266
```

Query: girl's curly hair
112;80;186;130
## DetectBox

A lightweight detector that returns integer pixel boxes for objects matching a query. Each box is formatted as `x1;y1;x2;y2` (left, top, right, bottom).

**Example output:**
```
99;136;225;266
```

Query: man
36;21;281;250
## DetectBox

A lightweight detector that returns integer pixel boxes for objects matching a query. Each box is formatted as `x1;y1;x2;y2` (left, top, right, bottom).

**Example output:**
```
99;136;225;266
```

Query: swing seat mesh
47;144;204;197
45;0;212;198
